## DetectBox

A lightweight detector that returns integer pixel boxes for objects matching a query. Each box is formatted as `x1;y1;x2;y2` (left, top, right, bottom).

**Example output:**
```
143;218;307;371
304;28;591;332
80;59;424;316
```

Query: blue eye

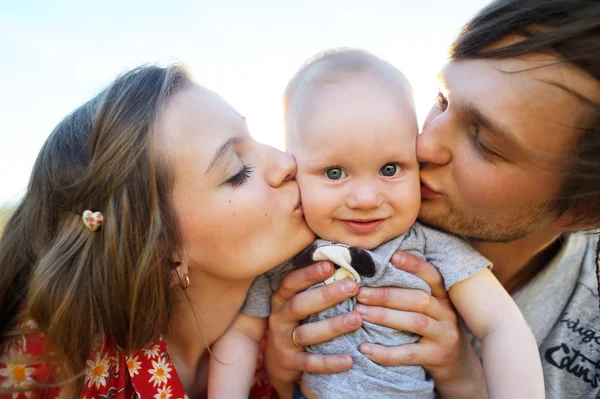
325;167;346;180
380;163;400;177
224;165;254;187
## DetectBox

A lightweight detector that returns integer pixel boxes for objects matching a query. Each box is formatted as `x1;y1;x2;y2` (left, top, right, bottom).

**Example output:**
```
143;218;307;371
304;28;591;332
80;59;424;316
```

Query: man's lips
341;219;385;234
420;181;441;199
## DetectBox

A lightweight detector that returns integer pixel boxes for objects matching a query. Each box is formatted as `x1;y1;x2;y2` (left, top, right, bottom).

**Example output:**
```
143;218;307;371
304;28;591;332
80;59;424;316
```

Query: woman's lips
341;219;385;234
420;182;441;199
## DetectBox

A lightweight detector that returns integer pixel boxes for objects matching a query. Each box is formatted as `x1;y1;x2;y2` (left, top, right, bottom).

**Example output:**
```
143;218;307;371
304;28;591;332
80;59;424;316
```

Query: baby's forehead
286;75;417;142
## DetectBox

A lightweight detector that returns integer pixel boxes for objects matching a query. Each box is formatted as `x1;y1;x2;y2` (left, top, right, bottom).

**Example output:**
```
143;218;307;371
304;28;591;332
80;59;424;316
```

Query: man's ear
349;247;376;277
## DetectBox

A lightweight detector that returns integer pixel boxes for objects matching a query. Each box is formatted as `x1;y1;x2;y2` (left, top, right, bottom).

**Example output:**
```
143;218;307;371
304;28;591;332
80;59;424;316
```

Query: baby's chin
313;230;395;250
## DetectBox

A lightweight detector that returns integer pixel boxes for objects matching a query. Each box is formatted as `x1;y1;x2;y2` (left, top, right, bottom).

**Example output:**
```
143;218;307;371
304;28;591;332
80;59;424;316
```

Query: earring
179;273;190;290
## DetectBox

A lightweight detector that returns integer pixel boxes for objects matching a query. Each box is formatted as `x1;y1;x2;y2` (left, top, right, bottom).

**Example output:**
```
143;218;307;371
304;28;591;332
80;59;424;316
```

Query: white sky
0;0;490;204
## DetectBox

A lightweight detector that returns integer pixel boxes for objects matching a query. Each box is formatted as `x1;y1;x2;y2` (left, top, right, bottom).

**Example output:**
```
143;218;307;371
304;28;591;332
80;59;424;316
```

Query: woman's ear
169;257;190;290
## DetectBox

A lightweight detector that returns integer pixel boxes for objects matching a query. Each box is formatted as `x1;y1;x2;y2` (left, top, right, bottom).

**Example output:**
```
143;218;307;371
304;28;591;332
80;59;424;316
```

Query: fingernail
357;287;371;303
318;262;331;275
354;304;368;315
360;343;372;355
341;280;357;295
391;253;403;265
345;313;360;327
337;355;352;368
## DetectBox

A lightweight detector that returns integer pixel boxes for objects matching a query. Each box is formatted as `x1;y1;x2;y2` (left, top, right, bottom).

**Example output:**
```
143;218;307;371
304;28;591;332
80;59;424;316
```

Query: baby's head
284;49;420;250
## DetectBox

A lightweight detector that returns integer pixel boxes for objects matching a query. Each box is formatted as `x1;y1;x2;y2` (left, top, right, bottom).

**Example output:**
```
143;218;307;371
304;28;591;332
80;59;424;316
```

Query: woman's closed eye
223;165;254;187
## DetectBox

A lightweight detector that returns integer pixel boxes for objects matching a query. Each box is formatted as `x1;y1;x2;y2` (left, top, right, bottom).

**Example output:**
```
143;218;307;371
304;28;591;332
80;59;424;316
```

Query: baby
209;49;544;399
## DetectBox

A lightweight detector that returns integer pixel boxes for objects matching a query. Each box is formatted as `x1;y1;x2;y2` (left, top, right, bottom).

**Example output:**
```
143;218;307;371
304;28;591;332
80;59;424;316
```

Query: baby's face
287;75;421;250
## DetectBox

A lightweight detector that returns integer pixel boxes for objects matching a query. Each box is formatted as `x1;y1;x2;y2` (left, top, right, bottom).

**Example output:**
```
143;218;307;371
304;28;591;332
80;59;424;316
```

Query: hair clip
55;204;103;232
82;210;104;231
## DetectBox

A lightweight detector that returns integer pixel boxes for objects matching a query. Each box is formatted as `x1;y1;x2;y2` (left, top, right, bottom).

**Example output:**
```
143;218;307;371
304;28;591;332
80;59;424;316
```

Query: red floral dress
0;321;276;399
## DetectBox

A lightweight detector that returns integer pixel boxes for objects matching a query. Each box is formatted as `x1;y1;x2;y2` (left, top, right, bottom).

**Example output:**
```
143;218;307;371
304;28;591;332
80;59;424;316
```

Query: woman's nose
346;182;383;210
417;111;453;166
262;144;296;188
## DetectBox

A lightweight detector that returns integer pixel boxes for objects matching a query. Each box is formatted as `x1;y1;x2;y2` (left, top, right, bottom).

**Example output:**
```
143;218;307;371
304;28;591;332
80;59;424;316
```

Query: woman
0;64;315;398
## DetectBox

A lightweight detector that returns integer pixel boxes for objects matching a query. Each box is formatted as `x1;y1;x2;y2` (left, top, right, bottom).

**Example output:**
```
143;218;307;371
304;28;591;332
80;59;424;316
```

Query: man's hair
450;0;600;229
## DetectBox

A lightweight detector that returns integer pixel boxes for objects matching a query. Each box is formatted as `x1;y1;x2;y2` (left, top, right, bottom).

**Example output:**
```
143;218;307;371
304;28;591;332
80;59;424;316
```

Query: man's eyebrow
206;137;241;174
464;102;515;143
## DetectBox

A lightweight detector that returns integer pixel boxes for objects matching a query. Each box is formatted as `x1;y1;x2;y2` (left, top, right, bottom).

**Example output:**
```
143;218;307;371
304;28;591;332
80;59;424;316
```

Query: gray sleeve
416;222;491;290
241;273;273;318
240;261;292;318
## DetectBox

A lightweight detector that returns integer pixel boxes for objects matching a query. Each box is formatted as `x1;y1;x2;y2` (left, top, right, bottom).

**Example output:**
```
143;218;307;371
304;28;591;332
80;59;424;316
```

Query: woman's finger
275;279;359;323
291;311;362;347
271;261;335;309
354;305;448;343
275;350;353;374
390;251;447;299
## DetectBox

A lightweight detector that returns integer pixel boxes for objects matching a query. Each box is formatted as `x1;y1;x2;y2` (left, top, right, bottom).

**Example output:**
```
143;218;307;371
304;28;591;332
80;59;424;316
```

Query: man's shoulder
539;233;600;398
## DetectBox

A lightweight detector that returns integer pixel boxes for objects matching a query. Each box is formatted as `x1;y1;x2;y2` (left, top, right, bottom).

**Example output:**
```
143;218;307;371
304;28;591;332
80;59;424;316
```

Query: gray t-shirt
468;233;600;399
243;222;490;399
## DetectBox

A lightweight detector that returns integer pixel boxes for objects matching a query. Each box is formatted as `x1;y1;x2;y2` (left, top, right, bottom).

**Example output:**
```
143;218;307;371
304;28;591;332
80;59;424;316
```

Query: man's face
417;52;600;242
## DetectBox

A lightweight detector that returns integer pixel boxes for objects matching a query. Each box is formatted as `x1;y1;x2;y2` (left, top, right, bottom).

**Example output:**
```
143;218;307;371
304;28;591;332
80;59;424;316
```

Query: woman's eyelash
224;165;254;187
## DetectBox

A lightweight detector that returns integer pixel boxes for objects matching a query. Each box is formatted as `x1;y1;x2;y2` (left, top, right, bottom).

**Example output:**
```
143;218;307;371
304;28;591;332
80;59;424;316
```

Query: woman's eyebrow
206;137;242;174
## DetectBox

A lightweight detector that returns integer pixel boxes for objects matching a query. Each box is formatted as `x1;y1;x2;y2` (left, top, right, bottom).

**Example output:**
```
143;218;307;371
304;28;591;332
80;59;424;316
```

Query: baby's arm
208;312;267;399
449;268;544;399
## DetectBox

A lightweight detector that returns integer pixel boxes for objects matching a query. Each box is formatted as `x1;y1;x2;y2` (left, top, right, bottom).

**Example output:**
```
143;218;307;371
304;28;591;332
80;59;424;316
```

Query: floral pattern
1;323;277;399
84;354;111;390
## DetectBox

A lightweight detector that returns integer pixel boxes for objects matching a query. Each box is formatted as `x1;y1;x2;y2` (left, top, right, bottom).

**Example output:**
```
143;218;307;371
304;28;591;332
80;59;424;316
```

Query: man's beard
418;199;555;243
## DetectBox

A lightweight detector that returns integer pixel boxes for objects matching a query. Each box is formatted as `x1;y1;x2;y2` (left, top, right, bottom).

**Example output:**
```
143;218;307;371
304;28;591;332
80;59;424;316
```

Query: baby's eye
325;167;347;180
380;163;400;177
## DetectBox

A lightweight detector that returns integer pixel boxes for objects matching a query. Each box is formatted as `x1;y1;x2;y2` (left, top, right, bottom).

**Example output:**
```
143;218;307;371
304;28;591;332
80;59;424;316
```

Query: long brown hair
449;0;600;229
0;64;192;394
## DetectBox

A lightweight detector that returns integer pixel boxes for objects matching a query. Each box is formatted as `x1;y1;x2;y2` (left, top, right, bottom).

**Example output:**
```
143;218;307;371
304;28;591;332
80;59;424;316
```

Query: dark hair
0;64;192;395
450;0;600;229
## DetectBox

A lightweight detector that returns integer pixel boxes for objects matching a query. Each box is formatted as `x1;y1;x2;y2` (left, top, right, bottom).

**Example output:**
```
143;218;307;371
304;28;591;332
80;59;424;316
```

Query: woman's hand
355;251;487;399
264;261;362;391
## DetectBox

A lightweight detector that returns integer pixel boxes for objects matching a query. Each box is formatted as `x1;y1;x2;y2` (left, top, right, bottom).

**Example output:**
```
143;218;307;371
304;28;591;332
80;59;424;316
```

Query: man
261;0;600;398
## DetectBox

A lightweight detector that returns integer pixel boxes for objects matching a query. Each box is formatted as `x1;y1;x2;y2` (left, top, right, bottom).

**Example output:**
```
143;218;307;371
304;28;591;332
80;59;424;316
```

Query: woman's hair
0;64;192;393
449;0;600;229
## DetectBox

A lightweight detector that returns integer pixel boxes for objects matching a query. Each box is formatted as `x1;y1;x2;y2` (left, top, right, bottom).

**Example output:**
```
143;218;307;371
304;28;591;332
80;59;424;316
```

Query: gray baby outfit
242;222;490;399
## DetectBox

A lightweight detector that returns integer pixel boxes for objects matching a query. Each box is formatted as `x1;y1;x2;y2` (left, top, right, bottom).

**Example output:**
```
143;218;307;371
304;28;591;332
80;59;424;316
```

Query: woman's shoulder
82;336;187;399
0;319;60;398
1;319;187;399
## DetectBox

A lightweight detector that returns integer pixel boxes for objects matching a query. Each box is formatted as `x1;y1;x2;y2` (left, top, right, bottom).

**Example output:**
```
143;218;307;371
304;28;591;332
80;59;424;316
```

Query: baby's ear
292;243;319;269
349;247;376;277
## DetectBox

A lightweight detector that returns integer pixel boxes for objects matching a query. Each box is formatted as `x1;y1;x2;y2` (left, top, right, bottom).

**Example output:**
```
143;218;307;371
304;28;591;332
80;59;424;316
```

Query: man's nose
417;113;454;166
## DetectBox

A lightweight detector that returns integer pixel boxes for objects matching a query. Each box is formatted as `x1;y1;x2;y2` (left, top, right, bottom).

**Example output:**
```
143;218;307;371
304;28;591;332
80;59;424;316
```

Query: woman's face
157;85;315;282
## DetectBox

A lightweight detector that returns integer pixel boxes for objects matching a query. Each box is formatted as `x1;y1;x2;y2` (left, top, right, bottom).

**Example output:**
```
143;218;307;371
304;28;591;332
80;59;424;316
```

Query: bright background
0;0;490;206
